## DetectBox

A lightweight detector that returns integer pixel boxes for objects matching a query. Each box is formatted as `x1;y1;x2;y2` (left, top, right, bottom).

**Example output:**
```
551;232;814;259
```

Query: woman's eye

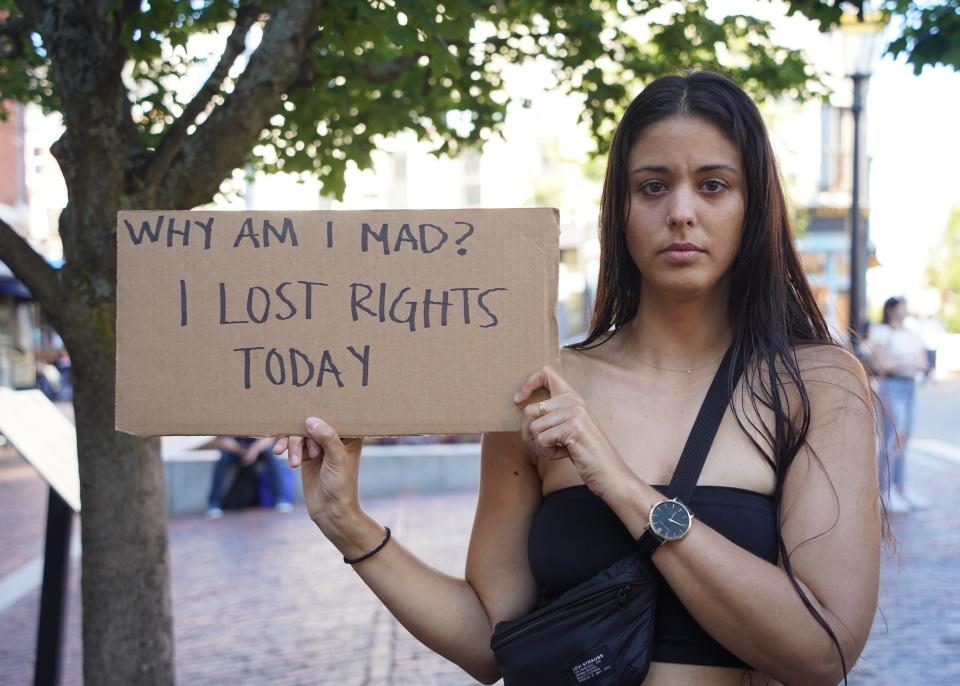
639;181;666;195
701;179;727;193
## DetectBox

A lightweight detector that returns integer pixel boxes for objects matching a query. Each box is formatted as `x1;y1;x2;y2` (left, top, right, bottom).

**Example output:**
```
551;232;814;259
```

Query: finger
523;398;549;421
514;366;574;404
287;436;304;468
273;436;289;455
520;415;532;444
306;437;321;459
522;395;576;421
305;417;347;462
533;425;572;460
529;407;573;436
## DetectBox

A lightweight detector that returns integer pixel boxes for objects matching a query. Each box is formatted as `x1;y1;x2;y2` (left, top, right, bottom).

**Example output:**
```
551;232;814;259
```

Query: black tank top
528;483;778;669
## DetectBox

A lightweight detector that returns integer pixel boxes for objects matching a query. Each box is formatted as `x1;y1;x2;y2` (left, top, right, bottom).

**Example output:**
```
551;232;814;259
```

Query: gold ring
538;400;548;417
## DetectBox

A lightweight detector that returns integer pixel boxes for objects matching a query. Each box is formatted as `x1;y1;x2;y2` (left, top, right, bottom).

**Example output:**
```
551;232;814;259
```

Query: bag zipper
491;584;635;650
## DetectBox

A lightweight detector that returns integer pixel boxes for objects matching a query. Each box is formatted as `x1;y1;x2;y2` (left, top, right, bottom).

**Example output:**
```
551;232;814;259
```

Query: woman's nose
666;191;696;229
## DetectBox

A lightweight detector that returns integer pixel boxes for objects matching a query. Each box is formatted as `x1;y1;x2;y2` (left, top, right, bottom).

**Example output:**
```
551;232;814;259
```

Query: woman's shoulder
788;342;872;407
746;343;872;426
559;336;620;385
748;342;868;394
791;341;862;368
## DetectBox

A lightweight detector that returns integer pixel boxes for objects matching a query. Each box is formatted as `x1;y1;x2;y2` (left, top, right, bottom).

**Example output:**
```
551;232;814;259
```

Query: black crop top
528;484;778;670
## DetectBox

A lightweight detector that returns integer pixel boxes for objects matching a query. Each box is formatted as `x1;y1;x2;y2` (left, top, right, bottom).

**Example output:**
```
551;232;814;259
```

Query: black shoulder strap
637;345;745;554
665;345;742;503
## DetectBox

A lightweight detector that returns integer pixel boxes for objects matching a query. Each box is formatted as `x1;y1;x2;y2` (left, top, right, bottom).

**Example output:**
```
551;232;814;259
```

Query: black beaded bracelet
343;526;392;565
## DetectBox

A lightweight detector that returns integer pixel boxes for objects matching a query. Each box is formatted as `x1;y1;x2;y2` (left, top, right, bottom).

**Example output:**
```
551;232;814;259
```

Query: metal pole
848;73;867;349
34;487;73;686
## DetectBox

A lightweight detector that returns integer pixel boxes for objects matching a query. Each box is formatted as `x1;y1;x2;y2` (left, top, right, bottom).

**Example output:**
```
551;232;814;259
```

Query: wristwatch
637;498;694;557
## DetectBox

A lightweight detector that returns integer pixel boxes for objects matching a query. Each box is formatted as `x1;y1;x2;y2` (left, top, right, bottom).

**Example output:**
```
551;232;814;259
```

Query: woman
867;296;929;513
276;71;881;685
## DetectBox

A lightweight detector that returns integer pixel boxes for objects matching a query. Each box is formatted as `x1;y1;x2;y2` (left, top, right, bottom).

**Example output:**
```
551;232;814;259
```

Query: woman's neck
617;284;733;370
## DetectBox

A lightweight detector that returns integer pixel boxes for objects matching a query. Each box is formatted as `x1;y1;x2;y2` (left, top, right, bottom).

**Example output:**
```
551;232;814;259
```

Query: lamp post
841;11;886;349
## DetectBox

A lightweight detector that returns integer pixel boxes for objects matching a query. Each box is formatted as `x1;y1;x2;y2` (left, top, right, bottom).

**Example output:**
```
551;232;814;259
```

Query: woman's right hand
274;417;365;539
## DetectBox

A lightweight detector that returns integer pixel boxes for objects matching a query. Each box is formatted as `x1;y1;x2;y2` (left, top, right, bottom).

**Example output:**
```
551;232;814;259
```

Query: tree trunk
8;4;324;681
72;325;174;685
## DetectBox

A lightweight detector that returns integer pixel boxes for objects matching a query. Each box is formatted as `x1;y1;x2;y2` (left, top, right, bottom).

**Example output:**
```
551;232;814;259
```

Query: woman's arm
607;347;881;684
280;422;541;684
518;346;880;685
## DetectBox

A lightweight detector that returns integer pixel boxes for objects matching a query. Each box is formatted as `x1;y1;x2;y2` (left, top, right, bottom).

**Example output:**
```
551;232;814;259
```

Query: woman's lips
659;244;705;264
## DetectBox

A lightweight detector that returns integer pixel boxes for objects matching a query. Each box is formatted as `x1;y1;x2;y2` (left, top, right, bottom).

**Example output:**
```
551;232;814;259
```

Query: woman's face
892;301;908;324
624;115;745;301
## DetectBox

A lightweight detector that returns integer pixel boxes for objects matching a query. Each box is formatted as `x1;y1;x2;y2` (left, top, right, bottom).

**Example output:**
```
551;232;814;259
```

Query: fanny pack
490;346;742;685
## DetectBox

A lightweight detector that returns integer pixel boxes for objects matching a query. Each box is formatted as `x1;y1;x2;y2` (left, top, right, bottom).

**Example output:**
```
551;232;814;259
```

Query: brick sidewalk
1;449;957;685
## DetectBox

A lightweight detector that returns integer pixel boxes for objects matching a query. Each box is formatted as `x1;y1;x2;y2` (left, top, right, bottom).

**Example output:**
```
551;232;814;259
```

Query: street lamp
841;10;886;348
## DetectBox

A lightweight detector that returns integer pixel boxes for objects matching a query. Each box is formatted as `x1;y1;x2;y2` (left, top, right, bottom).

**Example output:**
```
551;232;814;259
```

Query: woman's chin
644;274;726;303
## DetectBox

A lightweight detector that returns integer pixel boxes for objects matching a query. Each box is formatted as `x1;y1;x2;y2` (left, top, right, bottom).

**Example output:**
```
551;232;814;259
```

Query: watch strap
637;526;663;557
637;345;745;552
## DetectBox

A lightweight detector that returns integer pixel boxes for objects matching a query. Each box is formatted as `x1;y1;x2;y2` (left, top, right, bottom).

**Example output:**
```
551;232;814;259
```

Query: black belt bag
490;347;743;685
490;552;658;685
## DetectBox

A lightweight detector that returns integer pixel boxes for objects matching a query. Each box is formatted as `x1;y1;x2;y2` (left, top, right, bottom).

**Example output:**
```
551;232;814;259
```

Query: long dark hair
881;296;903;325
573;71;861;680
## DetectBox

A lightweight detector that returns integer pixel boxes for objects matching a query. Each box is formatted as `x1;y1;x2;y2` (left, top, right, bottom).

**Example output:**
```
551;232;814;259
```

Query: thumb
304;417;347;463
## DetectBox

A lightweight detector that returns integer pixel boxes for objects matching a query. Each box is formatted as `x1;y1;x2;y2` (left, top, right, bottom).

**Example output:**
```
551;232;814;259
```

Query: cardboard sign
0;388;80;512
116;209;560;436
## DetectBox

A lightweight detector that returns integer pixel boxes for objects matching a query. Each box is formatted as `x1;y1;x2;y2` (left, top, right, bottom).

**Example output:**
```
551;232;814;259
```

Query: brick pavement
2;422;959;684
0;448;53;576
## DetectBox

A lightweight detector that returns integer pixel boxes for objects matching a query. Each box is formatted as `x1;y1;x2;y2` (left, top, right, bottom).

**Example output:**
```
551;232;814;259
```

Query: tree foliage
927;207;960;332
1;0;826;201
786;0;960;74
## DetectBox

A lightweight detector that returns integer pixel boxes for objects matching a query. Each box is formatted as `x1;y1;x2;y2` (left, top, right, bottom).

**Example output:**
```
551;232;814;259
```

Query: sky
867;56;960;305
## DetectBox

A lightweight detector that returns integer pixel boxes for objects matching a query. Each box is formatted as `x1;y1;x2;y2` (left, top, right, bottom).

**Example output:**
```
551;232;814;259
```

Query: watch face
649;500;691;541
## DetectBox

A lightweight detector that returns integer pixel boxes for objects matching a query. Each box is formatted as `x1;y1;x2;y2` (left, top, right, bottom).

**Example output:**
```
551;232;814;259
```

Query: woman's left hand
515;366;632;500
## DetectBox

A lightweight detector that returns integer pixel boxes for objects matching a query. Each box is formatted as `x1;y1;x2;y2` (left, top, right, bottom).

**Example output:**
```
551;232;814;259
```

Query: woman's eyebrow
629;164;669;175
629;163;740;175
697;163;740;175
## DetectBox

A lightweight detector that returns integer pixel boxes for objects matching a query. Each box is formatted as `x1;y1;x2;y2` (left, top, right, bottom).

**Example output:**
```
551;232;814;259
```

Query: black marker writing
348;282;505;331
422;288;452;328
233;346;266;389
219;280;328;324
477;287;508;328
233;345;371;389
453;221;474;255
233;217;299;248
360;222;448;255
179;279;188;326
123;215;213;249
346;345;370;386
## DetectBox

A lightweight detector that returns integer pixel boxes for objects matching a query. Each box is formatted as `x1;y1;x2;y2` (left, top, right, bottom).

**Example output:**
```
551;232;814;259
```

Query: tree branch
143;4;261;190
0;217;66;325
156;0;323;209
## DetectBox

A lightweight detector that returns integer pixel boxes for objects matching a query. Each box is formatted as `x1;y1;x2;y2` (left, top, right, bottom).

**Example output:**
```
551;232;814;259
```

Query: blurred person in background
867;297;929;512
206;436;293;518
